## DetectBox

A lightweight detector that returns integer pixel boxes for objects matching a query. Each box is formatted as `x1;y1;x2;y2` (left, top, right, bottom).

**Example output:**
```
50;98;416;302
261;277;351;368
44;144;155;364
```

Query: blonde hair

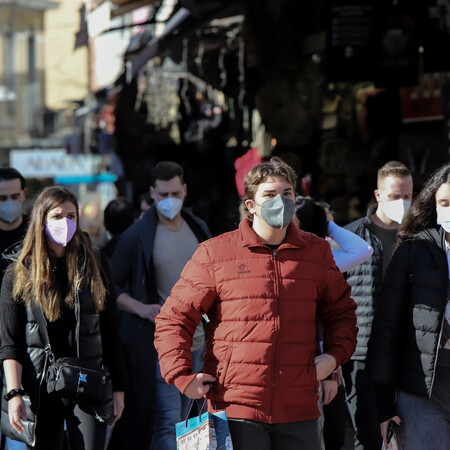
241;156;298;220
13;186;106;321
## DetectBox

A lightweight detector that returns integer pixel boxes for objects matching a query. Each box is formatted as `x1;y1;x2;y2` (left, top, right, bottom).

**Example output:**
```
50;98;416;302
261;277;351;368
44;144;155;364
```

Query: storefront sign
10;149;104;178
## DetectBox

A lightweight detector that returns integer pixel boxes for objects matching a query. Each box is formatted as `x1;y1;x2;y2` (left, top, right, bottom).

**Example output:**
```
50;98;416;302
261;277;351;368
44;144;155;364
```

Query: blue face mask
156;197;182;220
0;200;23;224
437;205;450;233
258;195;295;229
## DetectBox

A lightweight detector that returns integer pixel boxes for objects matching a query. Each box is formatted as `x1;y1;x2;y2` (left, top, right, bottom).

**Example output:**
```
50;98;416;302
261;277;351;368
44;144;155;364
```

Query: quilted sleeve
154;242;218;393
318;243;358;366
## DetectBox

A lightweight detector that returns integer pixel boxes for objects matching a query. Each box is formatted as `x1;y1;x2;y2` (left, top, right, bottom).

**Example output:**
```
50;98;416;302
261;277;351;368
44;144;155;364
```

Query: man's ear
150;187;155;201
374;189;381;202
245;199;256;215
22;188;28;199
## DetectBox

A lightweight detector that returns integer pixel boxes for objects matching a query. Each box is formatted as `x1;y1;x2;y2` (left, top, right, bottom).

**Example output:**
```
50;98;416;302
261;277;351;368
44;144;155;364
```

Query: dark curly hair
397;162;450;244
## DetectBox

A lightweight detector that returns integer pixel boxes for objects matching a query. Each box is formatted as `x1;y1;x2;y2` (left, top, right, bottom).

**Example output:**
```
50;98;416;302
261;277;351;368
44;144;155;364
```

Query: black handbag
33;305;115;425
46;357;113;405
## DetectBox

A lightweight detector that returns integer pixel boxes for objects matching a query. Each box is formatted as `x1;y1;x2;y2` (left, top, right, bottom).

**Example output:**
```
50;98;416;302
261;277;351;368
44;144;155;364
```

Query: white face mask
436;205;450;233
156;197;182;220
381;199;411;224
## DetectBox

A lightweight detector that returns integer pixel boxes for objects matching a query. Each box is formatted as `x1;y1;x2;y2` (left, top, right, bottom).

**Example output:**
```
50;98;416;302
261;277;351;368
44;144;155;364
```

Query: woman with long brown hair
0;186;126;449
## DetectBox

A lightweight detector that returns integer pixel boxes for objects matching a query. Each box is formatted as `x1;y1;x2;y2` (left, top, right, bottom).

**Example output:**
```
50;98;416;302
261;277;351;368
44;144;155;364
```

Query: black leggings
31;392;106;450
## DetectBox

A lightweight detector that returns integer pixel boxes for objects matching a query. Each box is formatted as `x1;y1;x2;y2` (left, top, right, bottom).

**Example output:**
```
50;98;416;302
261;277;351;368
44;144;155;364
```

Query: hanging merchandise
325;1;375;82
421;0;450;73
372;1;421;88
182;92;224;144
254;76;320;147
137;54;183;144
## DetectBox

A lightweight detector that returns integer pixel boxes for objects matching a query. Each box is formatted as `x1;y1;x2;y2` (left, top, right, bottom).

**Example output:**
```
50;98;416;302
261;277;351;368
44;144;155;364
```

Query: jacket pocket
218;346;233;387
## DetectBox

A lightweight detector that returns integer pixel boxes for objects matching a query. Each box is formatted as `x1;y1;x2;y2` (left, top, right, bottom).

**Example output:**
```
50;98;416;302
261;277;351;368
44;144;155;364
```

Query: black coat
367;228;448;407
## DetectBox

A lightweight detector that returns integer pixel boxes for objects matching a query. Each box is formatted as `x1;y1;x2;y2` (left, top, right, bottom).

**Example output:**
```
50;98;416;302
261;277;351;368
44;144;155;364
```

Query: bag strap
31;303;55;363
184;382;217;426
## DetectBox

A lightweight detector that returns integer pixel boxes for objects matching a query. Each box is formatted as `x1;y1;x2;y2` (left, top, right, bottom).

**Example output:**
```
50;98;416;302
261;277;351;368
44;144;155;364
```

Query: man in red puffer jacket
155;156;357;450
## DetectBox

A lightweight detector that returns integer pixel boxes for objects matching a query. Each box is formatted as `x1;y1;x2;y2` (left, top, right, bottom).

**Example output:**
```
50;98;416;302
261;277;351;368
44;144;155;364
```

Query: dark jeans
342;360;381;450
395;390;450;449
32;392;106;450
108;342;155;450
323;385;346;450
228;418;321;450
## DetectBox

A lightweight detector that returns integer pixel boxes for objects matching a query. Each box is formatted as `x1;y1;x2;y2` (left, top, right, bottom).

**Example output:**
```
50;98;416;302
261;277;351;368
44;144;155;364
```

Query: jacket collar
363;203;378;227
415;227;447;251
239;218;308;249
136;204;210;269
136;204;159;264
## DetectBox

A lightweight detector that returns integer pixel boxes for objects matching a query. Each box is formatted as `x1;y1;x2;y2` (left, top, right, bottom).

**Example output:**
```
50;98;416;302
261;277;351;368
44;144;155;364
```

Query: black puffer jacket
344;205;383;360
367;228;447;401
0;250;127;410
22;283;104;406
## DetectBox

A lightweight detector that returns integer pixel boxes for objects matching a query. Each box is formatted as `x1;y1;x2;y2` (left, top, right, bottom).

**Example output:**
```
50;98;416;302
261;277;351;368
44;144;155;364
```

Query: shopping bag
175;398;233;450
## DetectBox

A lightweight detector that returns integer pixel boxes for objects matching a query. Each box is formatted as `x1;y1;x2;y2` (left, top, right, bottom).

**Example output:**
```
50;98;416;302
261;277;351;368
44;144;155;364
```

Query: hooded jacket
155;219;357;424
367;227;448;420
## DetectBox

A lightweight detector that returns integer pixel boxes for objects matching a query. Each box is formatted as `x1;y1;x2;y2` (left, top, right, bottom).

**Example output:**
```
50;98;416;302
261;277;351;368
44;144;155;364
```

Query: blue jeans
395;390;450;450
151;346;204;450
4;437;26;450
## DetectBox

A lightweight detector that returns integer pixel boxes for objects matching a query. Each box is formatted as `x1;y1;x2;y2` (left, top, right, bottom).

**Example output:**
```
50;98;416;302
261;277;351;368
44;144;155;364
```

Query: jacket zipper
427;242;447;398
429;251;447;397
430;314;445;398
270;250;281;418
74;292;81;358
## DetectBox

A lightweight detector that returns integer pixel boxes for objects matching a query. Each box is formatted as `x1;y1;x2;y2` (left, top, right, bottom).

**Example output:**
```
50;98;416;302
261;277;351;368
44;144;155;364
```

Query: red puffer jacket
155;219;357;424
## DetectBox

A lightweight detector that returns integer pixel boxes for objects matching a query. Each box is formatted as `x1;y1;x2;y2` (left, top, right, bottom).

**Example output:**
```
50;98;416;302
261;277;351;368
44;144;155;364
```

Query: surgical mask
0;200;23;224
257;194;295;229
156;197;182;220
436;205;450;233
45;218;77;247
381;199;411;224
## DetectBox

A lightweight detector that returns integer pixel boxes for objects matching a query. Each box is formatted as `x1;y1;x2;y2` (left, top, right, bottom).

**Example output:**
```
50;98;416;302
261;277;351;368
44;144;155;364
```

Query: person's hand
380;416;401;447
321;380;338;405
112;391;125;425
8;395;27;434
325;208;334;222
136;303;161;322
314;354;337;381
184;373;217;399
